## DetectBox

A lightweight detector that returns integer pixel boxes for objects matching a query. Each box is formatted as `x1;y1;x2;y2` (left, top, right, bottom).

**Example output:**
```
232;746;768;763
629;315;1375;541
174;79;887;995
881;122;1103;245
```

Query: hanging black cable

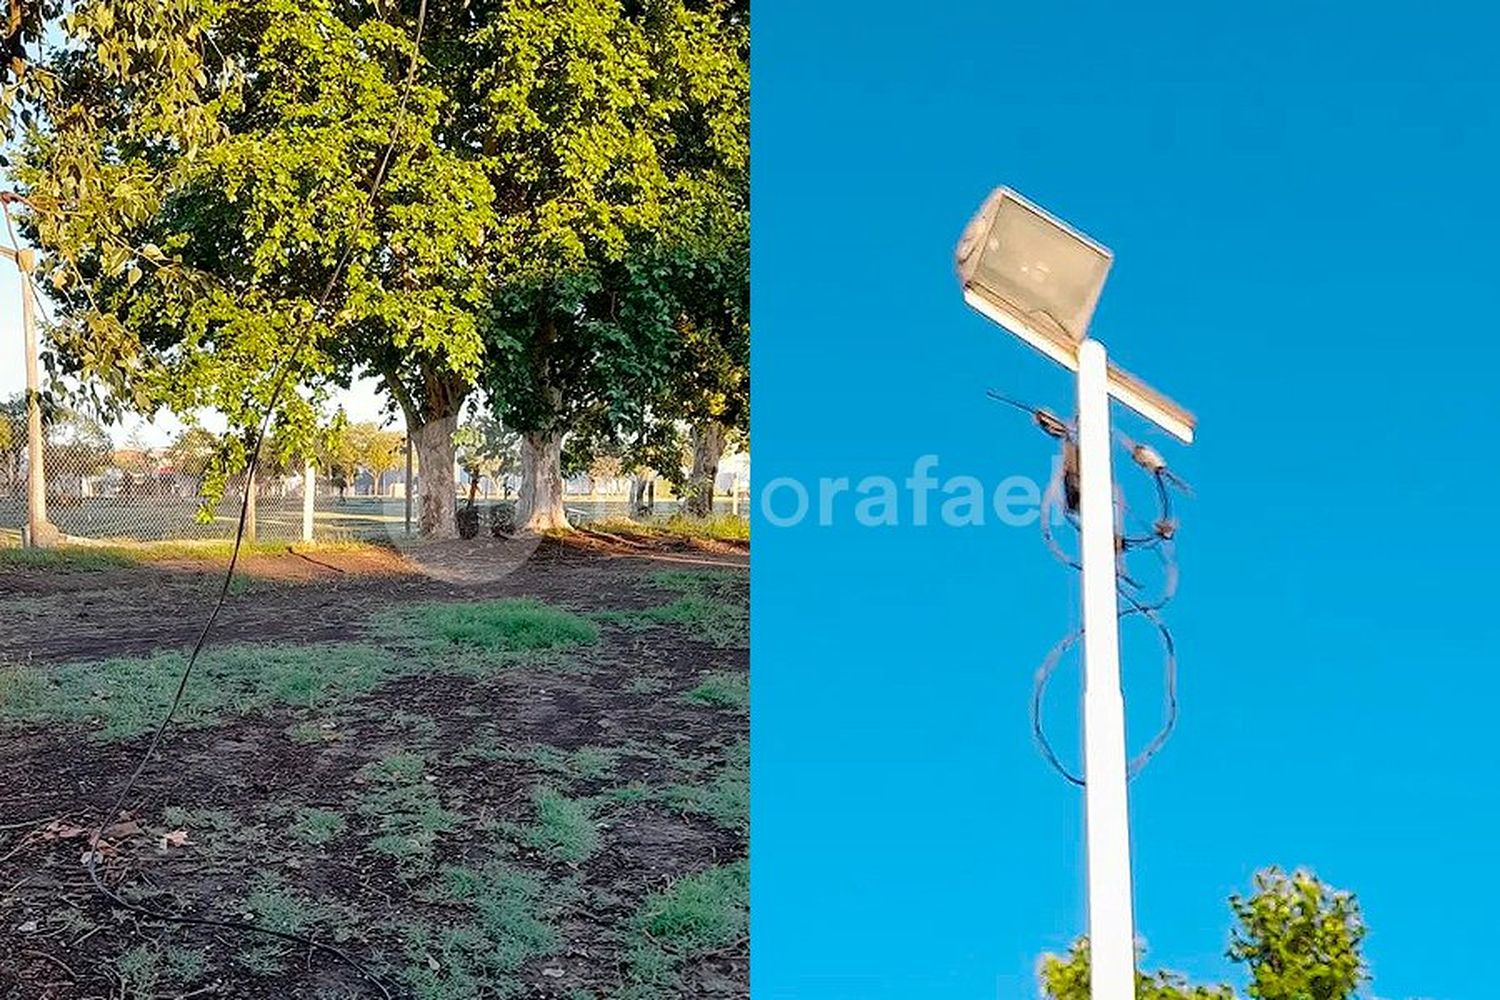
68;4;432;996
990;388;1188;787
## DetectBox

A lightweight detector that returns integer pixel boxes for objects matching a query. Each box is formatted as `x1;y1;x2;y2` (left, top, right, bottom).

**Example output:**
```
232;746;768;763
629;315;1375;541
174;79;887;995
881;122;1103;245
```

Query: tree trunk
630;473;653;517
685;421;727;518
515;430;570;533
411;413;459;539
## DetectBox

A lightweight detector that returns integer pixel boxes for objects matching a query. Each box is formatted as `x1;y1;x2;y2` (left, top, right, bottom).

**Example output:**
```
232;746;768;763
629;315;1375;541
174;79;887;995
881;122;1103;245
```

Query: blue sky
752;3;1499;998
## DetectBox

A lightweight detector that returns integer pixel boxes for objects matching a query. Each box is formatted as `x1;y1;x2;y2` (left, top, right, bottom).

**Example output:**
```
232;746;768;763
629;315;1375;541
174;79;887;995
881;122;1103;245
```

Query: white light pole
1075;336;1135;994
956;188;1195;999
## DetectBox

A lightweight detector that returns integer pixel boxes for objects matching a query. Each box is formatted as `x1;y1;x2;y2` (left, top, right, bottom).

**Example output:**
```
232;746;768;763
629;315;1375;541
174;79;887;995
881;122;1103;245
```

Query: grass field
0;532;748;999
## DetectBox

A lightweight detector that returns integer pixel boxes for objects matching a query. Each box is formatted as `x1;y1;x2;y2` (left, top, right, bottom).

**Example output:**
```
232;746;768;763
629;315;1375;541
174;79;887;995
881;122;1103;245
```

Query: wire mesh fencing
0;440;415;544
0;434;749;546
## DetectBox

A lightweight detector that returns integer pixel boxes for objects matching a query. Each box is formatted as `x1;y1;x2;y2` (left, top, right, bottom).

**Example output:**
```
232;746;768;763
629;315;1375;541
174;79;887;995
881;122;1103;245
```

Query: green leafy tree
1228;868;1367;1000
15;0;488;537
345;423;403;496
1040;868;1368;1000
677;230;749;517
316;417;360;499
43;405;112;479
1041;940;1235;1000
165;426;219;482
115;427;155;476
0;394;23;490
477;0;749;532
13;0;746;539
629;206;748;516
453;401;517;504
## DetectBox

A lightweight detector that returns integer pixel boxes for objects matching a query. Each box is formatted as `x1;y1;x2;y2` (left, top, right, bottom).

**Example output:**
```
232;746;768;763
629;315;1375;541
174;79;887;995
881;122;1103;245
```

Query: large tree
13;0;746;540
635;202;748;517
1040;868;1368;1000
14;0;491;537
476;0;748;532
554;209;748;519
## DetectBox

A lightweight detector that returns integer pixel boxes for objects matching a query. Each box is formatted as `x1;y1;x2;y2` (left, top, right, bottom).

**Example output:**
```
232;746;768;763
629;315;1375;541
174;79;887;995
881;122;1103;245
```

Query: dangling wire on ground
6;4;432;997
988;387;1190;787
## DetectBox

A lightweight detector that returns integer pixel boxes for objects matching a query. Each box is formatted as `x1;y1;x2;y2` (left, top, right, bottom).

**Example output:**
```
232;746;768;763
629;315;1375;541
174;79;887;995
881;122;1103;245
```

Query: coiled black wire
990;389;1187;787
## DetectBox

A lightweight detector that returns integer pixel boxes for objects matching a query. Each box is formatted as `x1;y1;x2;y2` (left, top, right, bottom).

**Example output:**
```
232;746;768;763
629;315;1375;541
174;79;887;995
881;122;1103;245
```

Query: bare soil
0;533;750;1000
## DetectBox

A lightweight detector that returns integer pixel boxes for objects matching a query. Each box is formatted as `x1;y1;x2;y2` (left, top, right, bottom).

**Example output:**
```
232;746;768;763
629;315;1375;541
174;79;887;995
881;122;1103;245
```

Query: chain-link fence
0;436;749;545
0;439;412;543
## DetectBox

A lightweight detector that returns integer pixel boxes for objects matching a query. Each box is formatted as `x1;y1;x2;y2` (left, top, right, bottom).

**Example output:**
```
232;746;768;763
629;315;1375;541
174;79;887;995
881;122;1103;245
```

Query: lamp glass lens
970;197;1111;343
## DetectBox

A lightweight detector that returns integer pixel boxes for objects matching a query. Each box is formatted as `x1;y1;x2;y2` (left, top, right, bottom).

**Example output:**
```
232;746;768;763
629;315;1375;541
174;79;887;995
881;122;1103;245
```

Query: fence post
302;460;315;542
244;467;257;544
18;250;59;548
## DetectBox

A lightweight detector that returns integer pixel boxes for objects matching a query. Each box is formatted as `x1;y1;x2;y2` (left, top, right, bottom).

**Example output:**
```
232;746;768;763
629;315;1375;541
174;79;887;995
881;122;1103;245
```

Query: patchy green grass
235;873;362;974
521;744;623;783
161;805;238;834
114;942;208;996
0;643;396;740
518;787;600;864
243;875;319;936
382;598;599;653
624;674;669;695
595;571;747;648
285;718;342;744
290;806;348;846
587;513;749;543
659;738;749;835
0;549;746;998
403;863;561;999
0;538;389;574
625;861;749;993
682;672;749;711
0;545;135;572
355;752;462;876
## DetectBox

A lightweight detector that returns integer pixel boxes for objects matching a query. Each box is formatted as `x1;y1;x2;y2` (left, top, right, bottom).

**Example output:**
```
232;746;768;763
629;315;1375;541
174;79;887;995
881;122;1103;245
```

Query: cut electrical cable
988;387;1190;787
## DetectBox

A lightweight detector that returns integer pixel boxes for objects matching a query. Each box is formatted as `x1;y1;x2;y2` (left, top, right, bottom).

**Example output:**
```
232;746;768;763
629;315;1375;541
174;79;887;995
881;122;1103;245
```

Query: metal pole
18;254;58;548
1076;338;1136;998
302;460;315;542
404;435;413;535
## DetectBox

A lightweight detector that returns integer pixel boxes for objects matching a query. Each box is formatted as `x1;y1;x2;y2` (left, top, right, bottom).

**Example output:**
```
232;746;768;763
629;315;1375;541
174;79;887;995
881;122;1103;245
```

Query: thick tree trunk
411;413;459;539
516;430;570;533
630;473;655;517
685;421;727;518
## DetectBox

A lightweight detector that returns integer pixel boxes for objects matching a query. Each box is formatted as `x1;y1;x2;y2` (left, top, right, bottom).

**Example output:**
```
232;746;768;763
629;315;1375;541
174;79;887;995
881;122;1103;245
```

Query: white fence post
302;461;315;542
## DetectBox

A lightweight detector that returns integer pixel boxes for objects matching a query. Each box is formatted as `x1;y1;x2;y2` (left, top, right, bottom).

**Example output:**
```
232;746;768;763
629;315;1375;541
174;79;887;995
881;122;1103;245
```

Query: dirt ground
0;533;749;999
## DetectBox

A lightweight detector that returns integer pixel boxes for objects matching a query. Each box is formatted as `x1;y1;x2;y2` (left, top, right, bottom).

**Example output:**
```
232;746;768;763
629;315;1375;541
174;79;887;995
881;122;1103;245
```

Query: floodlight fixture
958;186;1199;1000
956;187;1196;443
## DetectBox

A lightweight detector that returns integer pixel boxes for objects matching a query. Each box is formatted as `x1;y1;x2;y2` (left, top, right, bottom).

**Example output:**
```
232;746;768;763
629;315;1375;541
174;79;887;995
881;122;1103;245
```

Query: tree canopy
16;1;484;517
1039;868;1369;1000
11;0;749;537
